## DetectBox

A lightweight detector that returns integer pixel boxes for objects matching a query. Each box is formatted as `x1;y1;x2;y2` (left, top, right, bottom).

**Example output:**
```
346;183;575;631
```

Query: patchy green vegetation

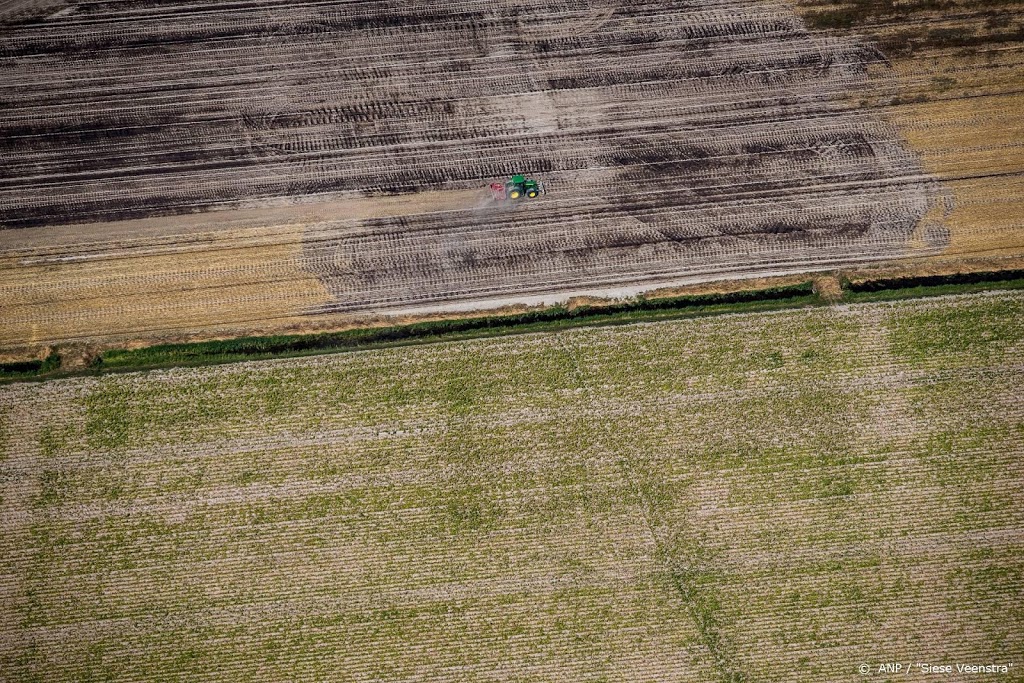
888;295;1024;361
798;0;1024;54
0;291;1021;682
0;352;61;382
93;283;819;371
5;271;1024;384
845;269;1024;300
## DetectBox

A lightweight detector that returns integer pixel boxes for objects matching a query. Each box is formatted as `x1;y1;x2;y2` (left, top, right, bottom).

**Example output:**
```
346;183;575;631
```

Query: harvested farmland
8;0;1023;350
1;290;1022;681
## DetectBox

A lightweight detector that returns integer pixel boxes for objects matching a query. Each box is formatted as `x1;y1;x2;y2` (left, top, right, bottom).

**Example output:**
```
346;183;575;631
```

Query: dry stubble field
2;0;1023;352
1;289;1022;681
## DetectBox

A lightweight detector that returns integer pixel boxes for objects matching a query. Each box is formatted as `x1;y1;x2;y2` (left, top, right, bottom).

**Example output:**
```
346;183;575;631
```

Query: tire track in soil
298;0;943;313
0;0;945;322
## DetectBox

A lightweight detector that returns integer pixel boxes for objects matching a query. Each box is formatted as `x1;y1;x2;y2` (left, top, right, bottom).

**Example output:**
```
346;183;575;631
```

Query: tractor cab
490;174;543;201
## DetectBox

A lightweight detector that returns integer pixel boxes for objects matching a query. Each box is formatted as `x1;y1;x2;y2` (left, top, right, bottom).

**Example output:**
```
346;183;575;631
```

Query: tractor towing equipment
490;174;544;201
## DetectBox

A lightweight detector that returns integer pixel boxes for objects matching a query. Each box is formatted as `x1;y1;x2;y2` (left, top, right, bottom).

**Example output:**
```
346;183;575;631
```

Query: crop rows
0;0;955;323
1;290;1022;681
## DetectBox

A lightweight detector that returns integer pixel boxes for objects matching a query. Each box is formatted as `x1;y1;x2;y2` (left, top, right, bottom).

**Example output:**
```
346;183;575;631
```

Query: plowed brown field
1;0;1022;352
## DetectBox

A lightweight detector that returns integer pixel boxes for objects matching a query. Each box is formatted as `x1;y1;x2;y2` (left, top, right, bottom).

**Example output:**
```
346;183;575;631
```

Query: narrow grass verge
844;270;1024;302
3;283;817;382
0;352;61;381
4;268;1024;383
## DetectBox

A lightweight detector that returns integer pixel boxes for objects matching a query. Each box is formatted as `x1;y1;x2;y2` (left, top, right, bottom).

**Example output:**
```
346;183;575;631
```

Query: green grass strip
5;268;1024;383
0;352;61;381
845;270;1024;303
95;282;818;371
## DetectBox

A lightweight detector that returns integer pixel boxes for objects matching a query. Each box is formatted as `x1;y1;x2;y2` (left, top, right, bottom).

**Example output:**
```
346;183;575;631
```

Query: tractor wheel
509;189;521;199
527;189;539;198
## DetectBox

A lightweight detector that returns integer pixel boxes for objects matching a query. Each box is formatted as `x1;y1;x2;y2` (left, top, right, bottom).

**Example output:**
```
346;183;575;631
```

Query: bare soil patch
1;0;1021;353
0;0;951;352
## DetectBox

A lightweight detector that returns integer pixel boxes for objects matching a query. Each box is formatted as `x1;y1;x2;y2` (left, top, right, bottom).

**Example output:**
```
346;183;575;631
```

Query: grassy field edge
5;269;1024;383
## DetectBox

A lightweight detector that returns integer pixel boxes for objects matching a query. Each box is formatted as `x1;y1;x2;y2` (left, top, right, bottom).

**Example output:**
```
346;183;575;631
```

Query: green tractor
490;174;544;200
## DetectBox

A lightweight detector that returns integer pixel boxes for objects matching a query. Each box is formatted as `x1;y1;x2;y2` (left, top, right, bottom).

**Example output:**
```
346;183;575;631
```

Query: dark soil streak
0;0;944;312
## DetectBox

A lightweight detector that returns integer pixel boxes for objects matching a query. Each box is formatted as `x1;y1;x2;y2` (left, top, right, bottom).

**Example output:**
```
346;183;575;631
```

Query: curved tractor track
0;0;954;341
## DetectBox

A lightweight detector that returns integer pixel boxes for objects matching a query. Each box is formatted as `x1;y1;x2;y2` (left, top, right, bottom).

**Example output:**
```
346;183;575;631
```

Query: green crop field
1;291;1022;682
